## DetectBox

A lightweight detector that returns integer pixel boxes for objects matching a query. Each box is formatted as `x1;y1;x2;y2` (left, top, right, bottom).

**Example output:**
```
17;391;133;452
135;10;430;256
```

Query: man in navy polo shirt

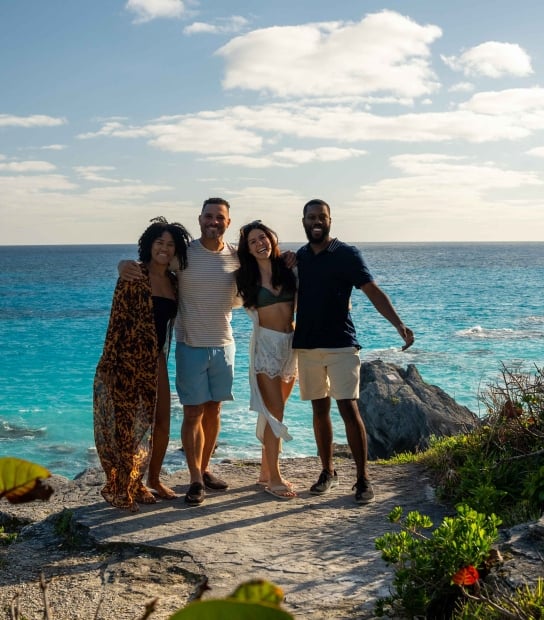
293;198;414;503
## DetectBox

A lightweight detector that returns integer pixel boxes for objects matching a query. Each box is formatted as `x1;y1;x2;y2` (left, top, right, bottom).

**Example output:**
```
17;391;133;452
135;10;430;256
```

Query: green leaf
229;579;284;605
169;600;294;619
0;457;52;503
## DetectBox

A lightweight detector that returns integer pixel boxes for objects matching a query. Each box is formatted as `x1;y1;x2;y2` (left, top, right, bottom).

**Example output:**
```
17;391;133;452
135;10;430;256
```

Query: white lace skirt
254;327;297;381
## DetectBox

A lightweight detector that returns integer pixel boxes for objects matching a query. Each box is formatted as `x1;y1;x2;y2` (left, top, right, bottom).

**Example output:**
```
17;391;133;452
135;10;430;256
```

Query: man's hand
281;250;297;270
118;260;143;282
396;324;415;351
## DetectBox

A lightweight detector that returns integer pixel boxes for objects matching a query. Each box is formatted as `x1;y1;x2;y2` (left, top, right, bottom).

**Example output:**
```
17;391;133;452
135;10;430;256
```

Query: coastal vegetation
376;363;544;618
416;363;543;527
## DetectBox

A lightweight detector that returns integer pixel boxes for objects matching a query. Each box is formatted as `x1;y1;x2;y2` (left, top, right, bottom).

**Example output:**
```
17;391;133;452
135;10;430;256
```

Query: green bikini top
256;286;295;308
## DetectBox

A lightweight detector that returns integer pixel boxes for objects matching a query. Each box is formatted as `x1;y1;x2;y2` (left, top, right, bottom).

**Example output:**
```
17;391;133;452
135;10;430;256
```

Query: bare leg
181;404;205;484
258;446;270;484
257;374;296;495
337;399;368;479
312;397;334;474
146;354;176;499
201;401;221;475
258;378;295;484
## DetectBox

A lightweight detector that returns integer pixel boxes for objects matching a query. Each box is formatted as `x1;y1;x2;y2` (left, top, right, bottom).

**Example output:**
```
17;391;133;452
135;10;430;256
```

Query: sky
1;0;544;245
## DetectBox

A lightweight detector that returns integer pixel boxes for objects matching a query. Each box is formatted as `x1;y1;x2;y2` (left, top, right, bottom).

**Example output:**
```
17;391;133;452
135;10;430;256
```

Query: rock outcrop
359;361;479;460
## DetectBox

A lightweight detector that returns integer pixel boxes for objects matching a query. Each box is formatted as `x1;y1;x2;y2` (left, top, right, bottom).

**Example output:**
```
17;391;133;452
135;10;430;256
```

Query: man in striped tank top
174;198;242;506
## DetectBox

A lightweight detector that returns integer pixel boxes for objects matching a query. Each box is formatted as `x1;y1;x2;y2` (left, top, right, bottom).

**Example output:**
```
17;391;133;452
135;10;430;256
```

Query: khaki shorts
296;347;361;401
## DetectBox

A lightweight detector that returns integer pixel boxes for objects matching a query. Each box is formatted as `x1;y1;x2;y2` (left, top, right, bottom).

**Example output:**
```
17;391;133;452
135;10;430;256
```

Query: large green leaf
169;599;294;620
229;579;285;605
0;457;53;503
169;579;294;619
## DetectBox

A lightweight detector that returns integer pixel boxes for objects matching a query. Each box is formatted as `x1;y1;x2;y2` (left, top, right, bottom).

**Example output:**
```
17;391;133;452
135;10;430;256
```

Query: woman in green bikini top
256;285;295;308
235;221;298;500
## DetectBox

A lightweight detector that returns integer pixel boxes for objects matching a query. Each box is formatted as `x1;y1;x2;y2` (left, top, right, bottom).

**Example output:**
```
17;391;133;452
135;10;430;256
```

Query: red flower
452;565;480;586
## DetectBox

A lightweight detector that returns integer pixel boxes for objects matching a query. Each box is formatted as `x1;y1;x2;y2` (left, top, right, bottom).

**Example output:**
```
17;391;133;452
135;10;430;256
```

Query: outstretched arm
360;281;415;351
117;259;144;282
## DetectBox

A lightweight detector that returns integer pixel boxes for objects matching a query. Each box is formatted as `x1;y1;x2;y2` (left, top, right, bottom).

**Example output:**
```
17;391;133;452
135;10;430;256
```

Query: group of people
93;198;414;512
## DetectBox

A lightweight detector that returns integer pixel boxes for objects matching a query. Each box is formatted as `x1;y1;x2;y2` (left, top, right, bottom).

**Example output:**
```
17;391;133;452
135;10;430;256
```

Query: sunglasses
239;220;263;237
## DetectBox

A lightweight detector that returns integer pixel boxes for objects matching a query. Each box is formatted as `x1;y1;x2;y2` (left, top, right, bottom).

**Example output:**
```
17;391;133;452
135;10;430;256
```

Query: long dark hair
138;217;192;270
235;221;296;309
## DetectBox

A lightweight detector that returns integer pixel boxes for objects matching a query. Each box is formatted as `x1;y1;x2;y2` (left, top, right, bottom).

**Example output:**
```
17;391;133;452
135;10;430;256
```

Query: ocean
1;242;543;479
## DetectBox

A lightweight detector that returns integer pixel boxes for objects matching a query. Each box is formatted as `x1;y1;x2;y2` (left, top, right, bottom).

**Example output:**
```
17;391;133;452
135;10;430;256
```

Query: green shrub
375;504;501;618
421;365;544;525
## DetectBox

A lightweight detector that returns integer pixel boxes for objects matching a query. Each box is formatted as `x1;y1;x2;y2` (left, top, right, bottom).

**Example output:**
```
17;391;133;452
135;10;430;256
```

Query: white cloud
77;121;150;139
461;87;544;115
205;155;289;169
184;16;249;35
0;174;77;193
0;160;56;172
448;82;474;93
442;42;533;78
0;114;66;128
526;147;544;158
389;153;541;188
85;183;173;201
79;114;263;154
0;174;192;244
80;92;544;160
149;117;263;153
349;153;543;241
207;147;367;168
275;147;367;163
39;144;67;151
216;10;442;99
73;166;118;183
125;0;185;23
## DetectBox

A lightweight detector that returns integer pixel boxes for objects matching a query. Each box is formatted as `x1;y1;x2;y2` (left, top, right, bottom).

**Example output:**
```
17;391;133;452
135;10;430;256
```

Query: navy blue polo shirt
293;238;374;349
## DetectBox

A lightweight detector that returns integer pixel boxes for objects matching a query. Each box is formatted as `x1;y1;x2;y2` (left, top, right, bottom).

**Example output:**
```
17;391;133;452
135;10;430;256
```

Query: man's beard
203;226;223;239
304;224;329;244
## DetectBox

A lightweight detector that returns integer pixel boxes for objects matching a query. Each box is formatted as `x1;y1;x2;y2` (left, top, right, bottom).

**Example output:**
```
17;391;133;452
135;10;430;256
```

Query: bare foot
135;483;157;504
264;484;298;500
258;478;294;489
148;480;177;500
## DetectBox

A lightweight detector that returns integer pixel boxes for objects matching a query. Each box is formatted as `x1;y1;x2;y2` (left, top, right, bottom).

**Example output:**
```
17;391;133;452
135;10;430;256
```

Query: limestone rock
358;360;479;460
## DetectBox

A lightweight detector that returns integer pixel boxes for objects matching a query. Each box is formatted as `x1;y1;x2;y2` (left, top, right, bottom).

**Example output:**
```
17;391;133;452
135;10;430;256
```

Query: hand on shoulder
118;260;144;282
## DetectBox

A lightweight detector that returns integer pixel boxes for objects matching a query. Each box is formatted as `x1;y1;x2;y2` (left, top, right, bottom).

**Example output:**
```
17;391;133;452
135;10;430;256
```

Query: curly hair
138;217;192;269
235;220;296;309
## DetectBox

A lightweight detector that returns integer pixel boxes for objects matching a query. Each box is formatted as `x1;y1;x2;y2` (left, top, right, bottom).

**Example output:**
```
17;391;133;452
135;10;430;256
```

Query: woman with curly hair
94;217;192;511
236;221;298;499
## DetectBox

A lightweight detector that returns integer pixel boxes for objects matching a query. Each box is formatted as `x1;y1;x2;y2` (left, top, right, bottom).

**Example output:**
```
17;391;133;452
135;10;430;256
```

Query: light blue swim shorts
175;342;235;406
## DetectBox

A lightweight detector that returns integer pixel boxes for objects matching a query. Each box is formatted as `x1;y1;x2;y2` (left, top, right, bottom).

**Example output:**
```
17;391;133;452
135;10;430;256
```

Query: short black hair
303;198;330;216
202;197;230;212
138;216;193;270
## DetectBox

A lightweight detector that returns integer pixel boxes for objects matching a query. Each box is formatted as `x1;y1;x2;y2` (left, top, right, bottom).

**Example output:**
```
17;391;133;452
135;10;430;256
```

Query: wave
456;325;543;340
522;316;544;325
0;421;47;439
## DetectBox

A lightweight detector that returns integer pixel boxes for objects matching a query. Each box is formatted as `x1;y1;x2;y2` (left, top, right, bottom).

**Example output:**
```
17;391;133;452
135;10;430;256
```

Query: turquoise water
1;243;543;478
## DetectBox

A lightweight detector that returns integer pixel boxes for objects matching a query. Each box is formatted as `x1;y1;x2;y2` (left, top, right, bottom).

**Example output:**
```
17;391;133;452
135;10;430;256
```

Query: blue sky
1;0;543;244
